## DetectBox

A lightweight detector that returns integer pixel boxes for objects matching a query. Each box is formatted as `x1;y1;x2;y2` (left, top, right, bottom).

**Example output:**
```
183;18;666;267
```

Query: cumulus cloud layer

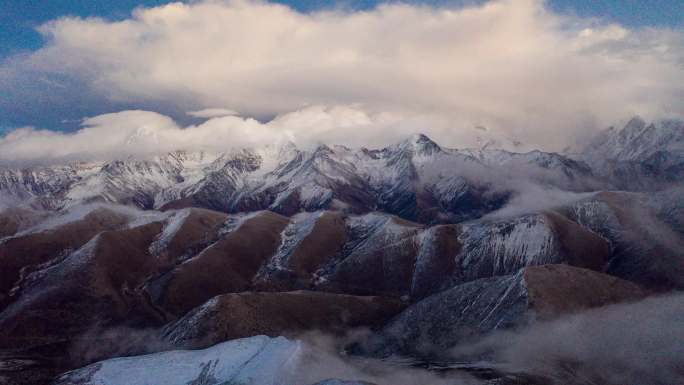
1;0;683;160
186;108;238;118
0;106;455;163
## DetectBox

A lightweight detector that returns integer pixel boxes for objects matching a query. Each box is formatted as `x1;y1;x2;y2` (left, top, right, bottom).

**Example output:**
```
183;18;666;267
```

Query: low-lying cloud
287;331;479;385
0;106;460;164
1;0;683;157
451;293;684;385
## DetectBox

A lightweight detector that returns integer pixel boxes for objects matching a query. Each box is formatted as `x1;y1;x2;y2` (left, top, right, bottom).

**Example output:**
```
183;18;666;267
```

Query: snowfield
55;336;302;385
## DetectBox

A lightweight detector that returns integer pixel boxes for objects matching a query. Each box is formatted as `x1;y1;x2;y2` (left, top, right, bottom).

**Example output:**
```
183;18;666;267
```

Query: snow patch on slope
269;211;324;270
148;209;192;255
217;211;262;236
343;213;421;261
459;215;557;273
55;335;302;385
12;204;139;236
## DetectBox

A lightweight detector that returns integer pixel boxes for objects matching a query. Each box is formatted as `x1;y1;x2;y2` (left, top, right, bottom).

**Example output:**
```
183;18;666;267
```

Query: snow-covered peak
465;125;532;152
574;116;684;190
619;116;647;140
583;116;684;162
123;125;160;146
394;133;442;156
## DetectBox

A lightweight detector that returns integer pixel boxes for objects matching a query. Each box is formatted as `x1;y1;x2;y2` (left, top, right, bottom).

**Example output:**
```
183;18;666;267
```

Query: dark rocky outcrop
163;290;406;349
370;264;647;357
145;211;289;317
0;207;48;238
562;191;684;290
0;207;131;307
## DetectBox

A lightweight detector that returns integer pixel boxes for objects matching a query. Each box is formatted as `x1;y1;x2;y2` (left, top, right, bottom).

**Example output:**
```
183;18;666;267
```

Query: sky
0;0;683;161
2;0;681;59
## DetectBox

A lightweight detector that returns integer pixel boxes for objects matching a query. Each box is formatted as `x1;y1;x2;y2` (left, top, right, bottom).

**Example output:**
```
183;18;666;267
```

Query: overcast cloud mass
1;0;683;162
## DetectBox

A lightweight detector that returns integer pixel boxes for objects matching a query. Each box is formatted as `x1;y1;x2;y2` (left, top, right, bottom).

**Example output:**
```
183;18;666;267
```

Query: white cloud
452;293;684;384
0;105;472;164
187;108;238;118
1;0;683;158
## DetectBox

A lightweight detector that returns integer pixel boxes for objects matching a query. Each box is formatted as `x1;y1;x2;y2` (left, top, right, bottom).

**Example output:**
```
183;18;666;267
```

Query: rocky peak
619;116;647;138
584;116;683;162
396;133;442;157
411;133;442;155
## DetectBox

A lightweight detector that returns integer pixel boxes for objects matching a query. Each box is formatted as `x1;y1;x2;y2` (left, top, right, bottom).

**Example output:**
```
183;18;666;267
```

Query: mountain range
0;117;682;385
2;117;682;220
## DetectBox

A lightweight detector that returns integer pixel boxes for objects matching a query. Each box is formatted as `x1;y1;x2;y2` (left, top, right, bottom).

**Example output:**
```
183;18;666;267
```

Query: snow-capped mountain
583;117;684;162
0;133;606;223
580;117;684;189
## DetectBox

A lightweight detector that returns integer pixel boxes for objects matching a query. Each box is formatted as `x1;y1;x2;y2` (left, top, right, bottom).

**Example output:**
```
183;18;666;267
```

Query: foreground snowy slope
54;335;301;385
